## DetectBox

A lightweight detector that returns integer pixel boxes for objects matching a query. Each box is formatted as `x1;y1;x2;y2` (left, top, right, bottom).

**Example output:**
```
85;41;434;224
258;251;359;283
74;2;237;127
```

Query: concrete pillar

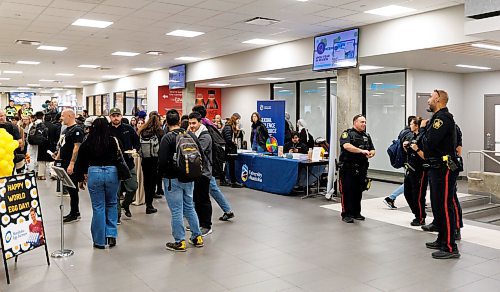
336;68;362;142
183;82;195;114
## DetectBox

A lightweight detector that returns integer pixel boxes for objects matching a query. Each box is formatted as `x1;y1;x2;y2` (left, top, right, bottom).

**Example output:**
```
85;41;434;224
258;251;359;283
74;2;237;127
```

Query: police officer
5;100;17;122
339;114;375;223
415;89;460;259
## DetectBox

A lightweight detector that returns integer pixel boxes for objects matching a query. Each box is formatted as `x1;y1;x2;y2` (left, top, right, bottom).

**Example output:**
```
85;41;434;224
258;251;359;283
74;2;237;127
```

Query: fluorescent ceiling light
471;43;500;51
17;60;40;65
0;78;11;80
166;30;204;38
146;51;165;56
359;65;384;71
27;84;40;86
78;64;100;68
39;79;55;82
297;0;308;2
51;88;63;91
456;64;491;70
38;45;67;51
365;5;416;16
132;68;156;71
56;73;74;76
3;71;22;74
81;81;97;84
72;18;113;28
258;77;285;81
64;85;78;88
102;75;123;79
175;56;202;61
242;39;277;45
209;83;231;86
112;51;139;57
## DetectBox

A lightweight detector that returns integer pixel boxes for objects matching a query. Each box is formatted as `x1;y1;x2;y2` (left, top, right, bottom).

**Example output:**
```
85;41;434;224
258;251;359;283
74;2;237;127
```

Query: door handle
486;133;494;150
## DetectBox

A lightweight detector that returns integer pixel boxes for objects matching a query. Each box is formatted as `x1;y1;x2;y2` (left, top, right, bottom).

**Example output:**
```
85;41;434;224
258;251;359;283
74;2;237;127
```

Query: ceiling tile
91;5;135;16
0;2;47;14
196;0;246;11
314;7;358;18
50;0;98;11
338;0;403;12
102;0;152;9
141;2;188;13
5;0;53;5
156;0;206;6
80;12;123;22
42;8;87;18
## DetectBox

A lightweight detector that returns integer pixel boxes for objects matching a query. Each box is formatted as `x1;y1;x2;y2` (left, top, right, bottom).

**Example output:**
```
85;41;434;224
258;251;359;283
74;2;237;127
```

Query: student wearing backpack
188;112;214;236
36;112;57;180
158;109;204;252
138;112;165;214
27;112;48;173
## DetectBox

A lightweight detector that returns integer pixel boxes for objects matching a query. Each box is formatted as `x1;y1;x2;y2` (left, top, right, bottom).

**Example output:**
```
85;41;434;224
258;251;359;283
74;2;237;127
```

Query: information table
232;153;327;195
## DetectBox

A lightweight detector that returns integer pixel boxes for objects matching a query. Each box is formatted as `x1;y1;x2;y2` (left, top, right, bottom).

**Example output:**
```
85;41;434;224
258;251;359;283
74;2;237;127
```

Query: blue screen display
313;28;359;71
169;64;186;89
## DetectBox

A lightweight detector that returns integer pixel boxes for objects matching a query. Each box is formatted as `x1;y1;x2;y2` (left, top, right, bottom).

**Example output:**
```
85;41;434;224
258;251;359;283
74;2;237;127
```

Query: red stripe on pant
444;169;452;252
452;196;460;228
418;172;425;220
339;178;345;214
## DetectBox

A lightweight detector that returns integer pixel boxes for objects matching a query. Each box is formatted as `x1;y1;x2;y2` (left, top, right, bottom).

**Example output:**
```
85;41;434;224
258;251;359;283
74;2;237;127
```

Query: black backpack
174;131;203;182
205;124;226;176
28;123;48;145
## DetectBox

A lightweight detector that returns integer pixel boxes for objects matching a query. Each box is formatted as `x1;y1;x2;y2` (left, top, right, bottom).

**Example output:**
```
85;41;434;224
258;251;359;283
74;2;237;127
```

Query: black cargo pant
339;166;367;218
193;175;212;229
428;166;459;252
404;169;428;221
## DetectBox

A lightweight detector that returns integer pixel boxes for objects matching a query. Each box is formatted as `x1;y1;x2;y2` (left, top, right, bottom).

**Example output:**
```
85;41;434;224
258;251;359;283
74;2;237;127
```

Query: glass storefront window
137;89;147;112
299;80;327;141
95;95;102;116
102;94;110;116
125;90;136;115
87;96;94;115
114;92;124;110
273;83;296;131
365;71;406;171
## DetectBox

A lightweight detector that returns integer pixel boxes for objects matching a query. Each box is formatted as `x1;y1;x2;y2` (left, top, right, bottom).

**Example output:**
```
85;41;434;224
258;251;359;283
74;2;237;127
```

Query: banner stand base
51;249;74;258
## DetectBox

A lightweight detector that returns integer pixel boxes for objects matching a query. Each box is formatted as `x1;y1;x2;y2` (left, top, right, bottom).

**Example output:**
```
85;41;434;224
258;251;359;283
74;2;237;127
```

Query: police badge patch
341;132;348;138
433;119;443;129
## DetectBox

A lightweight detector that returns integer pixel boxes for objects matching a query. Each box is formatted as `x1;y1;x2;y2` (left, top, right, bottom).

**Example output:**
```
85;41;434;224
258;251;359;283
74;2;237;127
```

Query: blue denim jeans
163;178;202;242
209;176;232;213
389;183;405;200
87;166;120;246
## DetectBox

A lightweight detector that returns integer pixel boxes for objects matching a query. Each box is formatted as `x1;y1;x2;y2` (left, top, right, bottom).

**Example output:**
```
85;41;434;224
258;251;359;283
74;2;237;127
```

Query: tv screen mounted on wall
312;28;359;71
169;64;186;89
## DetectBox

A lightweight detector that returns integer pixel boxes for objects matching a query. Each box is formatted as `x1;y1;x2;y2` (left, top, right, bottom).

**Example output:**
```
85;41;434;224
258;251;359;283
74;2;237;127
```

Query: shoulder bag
113;137;131;181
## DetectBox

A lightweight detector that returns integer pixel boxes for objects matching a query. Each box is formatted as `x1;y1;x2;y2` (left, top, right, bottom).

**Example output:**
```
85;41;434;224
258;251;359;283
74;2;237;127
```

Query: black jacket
158;128;201;179
109;123;140;169
37;121;59;162
250;121;269;149
222;124;237;154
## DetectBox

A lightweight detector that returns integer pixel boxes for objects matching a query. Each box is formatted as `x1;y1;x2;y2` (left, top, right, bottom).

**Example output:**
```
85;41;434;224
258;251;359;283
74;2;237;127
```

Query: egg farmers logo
241;164;263;183
5;231;12;243
241;164;249;182
316;37;327;55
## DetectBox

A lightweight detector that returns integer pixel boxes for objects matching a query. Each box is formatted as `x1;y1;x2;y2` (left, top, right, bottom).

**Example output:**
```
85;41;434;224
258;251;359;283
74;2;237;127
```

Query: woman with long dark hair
138;112;165;214
222;113;243;188
250;112;269;153
76;117;121;249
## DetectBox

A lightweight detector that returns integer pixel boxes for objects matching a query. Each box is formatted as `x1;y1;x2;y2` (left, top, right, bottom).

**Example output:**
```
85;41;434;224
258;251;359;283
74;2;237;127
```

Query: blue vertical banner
257;100;285;146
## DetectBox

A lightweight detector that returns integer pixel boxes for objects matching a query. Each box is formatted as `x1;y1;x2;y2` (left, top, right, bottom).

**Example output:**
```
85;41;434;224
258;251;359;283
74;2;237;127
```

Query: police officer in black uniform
415;89;460;259
339;114;375;223
5;100;17;122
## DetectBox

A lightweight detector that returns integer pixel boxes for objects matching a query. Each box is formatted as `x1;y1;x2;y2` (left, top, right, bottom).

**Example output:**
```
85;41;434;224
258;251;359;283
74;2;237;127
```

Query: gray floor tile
453;278;500;291
230;278;296;292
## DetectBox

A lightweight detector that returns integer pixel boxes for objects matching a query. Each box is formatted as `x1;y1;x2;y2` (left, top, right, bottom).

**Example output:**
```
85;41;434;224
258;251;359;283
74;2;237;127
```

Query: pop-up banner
257;100;285;146
0;173;49;284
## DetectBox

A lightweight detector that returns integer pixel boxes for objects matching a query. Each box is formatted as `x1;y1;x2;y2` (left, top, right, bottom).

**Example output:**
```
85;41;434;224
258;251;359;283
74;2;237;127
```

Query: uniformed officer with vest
4;100;17;122
339;114;375;223
414;89;460;259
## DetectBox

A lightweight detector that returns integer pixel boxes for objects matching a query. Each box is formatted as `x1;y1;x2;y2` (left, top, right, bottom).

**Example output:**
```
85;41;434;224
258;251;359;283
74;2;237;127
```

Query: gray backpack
140;134;159;158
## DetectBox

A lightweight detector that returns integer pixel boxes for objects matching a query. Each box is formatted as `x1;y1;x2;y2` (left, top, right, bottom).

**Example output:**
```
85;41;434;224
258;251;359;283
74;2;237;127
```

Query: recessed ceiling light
456;64;491;70
17;60;40;65
72;18;113;28
112;51;140;57
39;79;55;82
146;50;166;56
132;68;156;71
64;85;78;88
175;56;202;61
78;64;100;68
471;43;500;51
296;0;308;2
38;45;67;51
3;70;22;74
242;39;277;45
56;73;74;76
0;77;11;80
81;81;97;84
166;30;205;38
51;88;63;91
102;75;123;79
364;5;416;16
359;65;384;71
258;77;286;81
209;83;231;86
27;84;40;87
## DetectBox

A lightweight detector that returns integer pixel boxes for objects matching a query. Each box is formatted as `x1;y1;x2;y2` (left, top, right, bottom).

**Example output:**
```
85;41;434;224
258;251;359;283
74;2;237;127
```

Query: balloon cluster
0;128;19;177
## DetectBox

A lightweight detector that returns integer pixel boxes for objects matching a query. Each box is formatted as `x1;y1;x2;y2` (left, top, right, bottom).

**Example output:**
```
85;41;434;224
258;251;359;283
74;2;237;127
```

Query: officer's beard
426;108;433;113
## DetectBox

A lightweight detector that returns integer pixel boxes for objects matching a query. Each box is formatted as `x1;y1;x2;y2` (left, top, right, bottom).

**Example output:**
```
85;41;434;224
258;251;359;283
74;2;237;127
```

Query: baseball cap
109;108;121;115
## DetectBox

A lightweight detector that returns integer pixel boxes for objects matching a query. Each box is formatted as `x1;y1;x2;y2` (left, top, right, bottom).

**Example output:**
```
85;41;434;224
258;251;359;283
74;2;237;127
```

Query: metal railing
467;150;500;180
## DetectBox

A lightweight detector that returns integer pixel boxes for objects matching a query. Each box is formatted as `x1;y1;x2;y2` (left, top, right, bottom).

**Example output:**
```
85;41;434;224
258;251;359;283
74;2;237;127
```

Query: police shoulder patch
341;131;348;139
433;119;443;129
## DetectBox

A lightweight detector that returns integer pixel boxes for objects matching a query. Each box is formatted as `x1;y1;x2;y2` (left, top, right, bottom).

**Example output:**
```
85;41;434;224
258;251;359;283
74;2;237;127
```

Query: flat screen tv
169;64;186;89
312;28;359;71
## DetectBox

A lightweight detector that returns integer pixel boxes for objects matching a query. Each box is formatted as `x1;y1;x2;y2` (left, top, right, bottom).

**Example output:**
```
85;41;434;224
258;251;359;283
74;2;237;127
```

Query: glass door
484;95;500;173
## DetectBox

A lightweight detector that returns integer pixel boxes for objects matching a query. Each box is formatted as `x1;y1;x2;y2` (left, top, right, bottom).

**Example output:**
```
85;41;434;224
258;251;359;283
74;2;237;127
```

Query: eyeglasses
434;89;441;97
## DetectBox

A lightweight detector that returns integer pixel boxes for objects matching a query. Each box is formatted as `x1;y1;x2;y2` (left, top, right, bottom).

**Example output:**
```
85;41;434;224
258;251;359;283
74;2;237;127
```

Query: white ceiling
0;0;464;91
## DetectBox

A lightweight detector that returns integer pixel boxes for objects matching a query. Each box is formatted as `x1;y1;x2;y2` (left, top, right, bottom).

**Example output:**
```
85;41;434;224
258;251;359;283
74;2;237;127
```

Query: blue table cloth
232;153;325;195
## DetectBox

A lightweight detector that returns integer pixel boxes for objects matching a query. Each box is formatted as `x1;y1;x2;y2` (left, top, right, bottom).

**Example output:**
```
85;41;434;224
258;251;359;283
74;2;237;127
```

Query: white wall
221;84;270;146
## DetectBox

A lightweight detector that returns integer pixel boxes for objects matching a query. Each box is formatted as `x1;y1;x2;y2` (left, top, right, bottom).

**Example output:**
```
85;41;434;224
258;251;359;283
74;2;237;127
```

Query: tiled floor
1;179;500;291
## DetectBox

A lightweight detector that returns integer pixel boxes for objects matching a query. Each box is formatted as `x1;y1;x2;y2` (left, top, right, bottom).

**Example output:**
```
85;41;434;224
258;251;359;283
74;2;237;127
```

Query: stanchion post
51;168;74;258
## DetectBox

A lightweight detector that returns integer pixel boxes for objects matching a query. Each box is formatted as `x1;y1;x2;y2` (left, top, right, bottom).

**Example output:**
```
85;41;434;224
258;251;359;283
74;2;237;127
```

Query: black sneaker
93;243;105;249
455;229;461;241
201;227;213;237
117;218;121;225
411;218;425;226
353;214;365;221
425;241;441;250
165;241;186;252
432;250;460;259
122;206;132;218
64;213;81;219
342;217;354;223
188;236;204;248
63;215;80;224
107;237;116;247
219;212;235;221
383;197;397;209
421;223;439;232
153;194;163;199
146;206;157;214
231;182;243;188
220;180;231;187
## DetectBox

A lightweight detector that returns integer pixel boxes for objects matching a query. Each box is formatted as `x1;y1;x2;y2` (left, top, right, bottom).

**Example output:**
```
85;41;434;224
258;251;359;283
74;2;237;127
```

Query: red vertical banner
158;85;183;116
194;88;222;120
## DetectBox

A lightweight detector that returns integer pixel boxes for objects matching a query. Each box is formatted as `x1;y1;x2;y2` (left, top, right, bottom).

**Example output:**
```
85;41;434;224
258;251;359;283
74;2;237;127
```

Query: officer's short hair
353;114;365;123
434;89;449;104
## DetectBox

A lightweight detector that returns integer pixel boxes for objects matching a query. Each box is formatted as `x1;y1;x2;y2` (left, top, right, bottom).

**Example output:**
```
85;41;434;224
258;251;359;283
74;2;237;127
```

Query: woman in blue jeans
76;117;121;249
